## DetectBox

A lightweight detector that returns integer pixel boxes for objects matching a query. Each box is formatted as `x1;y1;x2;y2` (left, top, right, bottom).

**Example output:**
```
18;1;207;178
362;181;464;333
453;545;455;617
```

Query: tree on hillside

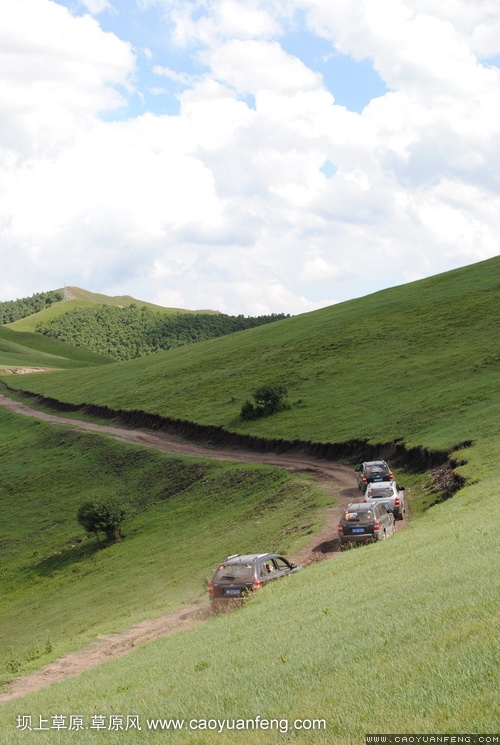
77;498;126;543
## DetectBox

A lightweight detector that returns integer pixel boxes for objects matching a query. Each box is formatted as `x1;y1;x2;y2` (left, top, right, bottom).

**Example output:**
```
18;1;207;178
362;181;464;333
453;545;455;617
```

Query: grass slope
0;257;499;742
7;287;216;333
1;441;498;743
0;326;113;370
5;256;499;451
0;408;328;688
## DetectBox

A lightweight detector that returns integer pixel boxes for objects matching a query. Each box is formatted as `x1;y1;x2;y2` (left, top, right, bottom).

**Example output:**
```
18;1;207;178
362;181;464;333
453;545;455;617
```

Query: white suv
363;481;406;520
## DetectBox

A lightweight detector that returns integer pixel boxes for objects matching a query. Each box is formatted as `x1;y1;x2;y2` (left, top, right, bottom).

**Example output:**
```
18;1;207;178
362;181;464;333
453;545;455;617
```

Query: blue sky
57;0;389;117
1;0;499;314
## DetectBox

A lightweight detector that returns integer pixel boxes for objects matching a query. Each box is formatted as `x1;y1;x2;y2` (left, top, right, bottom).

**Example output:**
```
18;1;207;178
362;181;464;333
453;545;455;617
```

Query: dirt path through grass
0;394;404;703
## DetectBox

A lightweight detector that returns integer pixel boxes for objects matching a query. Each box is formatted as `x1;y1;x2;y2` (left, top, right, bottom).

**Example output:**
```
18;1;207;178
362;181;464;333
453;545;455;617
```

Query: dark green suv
208;553;300;608
338;502;395;546
355;460;394;492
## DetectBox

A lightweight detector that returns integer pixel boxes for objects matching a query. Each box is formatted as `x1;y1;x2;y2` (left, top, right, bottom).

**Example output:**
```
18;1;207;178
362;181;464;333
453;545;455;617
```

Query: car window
261;562;275;576
344;509;373;521
274;558;290;571
213;564;253;581
367;487;393;498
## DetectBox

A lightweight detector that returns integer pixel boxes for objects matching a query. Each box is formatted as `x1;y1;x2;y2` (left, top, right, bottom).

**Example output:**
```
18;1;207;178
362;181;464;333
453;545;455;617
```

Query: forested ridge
0;290;63;324
35;304;289;360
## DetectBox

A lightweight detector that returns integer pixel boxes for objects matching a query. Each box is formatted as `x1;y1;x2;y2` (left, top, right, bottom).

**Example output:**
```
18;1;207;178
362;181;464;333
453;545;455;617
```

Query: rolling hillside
0;256;498;742
0;325;113;371
5;255;499;451
4;286;285;363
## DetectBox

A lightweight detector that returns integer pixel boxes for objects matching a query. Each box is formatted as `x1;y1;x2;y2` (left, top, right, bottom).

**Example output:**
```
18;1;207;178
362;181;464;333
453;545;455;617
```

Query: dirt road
0;393;398;703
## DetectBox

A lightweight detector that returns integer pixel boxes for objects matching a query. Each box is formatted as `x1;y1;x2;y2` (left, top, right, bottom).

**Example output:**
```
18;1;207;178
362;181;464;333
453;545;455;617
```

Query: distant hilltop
1;287;289;363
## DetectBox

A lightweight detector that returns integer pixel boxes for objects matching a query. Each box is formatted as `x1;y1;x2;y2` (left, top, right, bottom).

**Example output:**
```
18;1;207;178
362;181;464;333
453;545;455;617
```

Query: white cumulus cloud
0;0;499;315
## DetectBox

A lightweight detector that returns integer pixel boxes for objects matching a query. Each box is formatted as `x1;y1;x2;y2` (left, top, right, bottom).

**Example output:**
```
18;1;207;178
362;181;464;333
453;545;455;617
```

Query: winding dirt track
0;394;400;703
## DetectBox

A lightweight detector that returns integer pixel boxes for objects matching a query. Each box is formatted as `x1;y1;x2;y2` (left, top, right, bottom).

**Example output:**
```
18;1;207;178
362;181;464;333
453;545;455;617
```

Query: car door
396;484;405;513
271;557;293;579
381;504;394;533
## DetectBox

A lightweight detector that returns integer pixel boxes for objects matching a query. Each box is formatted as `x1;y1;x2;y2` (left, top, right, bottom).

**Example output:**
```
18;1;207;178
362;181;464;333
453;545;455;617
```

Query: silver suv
363;481;406;520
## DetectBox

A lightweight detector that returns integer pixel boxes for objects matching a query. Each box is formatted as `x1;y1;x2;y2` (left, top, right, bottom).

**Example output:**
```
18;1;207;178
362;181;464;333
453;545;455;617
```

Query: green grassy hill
0;256;499;742
0;326;113;371
1;285;218;369
0;409;326;689
6;256;499;451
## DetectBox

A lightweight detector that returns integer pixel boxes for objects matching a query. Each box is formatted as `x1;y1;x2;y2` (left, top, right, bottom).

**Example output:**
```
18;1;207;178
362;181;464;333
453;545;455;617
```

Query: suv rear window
213;564;253;581
367;487;393;498
344;509;373;521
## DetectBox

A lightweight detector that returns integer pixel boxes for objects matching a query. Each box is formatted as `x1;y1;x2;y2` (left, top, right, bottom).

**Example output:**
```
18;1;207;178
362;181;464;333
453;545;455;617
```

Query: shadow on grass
32;537;113;576
312;536;341;554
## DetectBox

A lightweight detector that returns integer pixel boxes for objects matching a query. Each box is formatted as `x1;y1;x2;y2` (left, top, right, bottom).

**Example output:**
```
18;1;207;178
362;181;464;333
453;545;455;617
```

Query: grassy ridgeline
4;256;500;450
1;448;498;743
0;409;329;687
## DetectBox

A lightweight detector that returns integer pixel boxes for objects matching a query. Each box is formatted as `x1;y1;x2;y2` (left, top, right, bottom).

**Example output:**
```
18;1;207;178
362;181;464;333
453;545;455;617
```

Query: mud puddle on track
0;394;403;703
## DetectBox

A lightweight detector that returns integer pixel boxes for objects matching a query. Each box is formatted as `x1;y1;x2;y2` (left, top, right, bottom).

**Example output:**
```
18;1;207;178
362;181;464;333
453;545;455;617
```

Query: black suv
355;460;393;492
208;553;300;608
338;502;395;545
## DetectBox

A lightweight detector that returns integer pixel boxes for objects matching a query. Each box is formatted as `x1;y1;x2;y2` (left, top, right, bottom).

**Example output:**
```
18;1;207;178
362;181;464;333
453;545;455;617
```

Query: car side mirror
290;562;297;569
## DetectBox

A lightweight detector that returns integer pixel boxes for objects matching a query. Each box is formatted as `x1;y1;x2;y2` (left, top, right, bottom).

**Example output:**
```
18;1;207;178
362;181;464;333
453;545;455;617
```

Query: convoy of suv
342;458;405;545
208;459;405;606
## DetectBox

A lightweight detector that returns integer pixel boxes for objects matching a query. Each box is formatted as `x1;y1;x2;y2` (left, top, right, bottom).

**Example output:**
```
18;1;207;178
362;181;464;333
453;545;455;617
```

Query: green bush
240;382;290;420
77;498;126;543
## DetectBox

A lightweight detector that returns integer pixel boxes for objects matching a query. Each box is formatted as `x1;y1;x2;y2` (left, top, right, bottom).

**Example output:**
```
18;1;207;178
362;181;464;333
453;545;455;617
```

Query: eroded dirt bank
1;383;467;472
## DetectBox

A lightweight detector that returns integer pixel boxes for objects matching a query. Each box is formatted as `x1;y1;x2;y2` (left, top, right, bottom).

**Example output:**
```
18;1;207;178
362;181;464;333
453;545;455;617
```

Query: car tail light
337;522;343;534
362;476;367;483
389;471;394;479
208;580;214;595
363;498;367;503
394;496;400;506
252;578;262;591
373;520;380;530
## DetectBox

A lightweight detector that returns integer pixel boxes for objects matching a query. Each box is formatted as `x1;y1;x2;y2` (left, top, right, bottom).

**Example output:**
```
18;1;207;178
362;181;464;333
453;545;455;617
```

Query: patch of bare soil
0;394;406;703
0;367;56;375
